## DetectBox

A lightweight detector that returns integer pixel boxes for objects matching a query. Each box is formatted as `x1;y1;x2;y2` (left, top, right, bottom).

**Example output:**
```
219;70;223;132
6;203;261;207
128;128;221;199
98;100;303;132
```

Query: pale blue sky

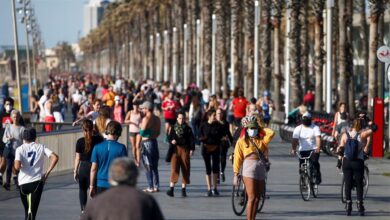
0;0;85;48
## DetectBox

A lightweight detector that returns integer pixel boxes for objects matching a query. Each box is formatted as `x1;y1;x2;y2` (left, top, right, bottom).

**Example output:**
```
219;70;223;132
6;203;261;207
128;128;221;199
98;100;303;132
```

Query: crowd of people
0;72;378;219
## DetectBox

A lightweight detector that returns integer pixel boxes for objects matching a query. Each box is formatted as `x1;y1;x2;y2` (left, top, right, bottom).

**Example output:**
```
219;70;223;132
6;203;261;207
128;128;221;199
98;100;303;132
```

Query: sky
0;0;85;49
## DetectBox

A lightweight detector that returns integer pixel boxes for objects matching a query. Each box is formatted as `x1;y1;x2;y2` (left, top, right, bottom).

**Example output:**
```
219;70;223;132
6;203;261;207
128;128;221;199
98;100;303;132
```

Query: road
0;131;389;220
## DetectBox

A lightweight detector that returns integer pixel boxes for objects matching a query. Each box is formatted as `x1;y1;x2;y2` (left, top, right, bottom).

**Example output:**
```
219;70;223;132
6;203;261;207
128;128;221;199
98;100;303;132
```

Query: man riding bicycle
290;112;322;185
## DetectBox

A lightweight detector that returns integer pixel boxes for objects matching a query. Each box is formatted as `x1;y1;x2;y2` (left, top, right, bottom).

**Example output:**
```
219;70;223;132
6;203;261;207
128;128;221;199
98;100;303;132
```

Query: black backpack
344;132;360;160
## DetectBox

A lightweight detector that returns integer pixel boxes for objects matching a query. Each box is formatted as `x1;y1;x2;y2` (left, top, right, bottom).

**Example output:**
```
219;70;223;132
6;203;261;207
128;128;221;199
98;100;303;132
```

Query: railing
38;124;129;175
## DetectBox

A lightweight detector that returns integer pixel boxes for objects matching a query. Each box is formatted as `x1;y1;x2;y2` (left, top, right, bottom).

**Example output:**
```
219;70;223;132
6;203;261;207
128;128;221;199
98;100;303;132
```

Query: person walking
0;97;15;185
1;110;25;190
216;109;233;183
337;119;376;216
231;88;249;127
166;112;195;197
199;109;224;196
14;128;59;220
139;101;161;193
162;91;180;142
89;121;128;196
113;96;124;123
81;158;164;220
233;116;275;220
124;101;142;166
74;119;104;212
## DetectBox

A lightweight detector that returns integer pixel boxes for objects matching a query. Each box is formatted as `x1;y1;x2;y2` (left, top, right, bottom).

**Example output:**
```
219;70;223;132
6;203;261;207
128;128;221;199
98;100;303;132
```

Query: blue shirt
91;140;128;188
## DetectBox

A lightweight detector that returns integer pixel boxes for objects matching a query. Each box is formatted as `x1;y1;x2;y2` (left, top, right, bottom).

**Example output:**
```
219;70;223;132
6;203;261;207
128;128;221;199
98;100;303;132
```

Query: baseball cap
140;101;154;110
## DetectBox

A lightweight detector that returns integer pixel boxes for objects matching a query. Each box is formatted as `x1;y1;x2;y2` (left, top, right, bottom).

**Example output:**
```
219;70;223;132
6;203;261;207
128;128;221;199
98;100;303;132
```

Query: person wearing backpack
290;112;322;185
337;118;376;216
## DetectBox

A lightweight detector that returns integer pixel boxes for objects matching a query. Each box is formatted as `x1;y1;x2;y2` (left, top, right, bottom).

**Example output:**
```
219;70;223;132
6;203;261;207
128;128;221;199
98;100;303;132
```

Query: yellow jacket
233;128;275;174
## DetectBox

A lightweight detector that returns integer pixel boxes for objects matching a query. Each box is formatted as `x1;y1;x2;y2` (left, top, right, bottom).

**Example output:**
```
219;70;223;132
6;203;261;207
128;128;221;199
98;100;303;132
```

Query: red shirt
232;97;249;118
162;99;179;119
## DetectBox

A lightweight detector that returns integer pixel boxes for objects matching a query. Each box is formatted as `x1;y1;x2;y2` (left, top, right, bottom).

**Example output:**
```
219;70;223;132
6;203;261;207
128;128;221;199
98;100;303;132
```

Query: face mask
302;118;311;126
5;105;11;112
247;128;258;137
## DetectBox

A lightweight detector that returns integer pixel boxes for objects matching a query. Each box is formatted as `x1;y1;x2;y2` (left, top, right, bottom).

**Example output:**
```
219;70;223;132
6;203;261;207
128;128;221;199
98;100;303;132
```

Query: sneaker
212;188;220;196
143;188;153;193
181;188;187;197
221;172;225;182
166;189;174;197
3;183;10;191
153;188;160;192
206;190;212;197
0;176;2;186
336;159;342;170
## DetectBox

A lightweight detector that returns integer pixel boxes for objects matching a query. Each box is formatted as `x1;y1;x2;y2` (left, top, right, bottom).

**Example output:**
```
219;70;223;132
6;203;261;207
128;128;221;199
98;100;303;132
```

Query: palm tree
260;0;272;93
289;0;303;107
300;0;309;93
346;0;355;116
338;0;348;107
201;0;213;88
244;0;254;98
230;0;242;92
368;0;385;113
312;0;325;111
271;0;283;112
215;0;229;94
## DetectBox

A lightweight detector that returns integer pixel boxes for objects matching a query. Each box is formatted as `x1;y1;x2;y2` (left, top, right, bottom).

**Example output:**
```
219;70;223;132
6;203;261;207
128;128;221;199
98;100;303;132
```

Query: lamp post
284;8;291;123
254;1;260;98
156;33;161;82
172;27;177;84
196;19;201;88
163;30;168;82
211;14;216;94
11;0;23;113
183;24;188;88
326;0;334;113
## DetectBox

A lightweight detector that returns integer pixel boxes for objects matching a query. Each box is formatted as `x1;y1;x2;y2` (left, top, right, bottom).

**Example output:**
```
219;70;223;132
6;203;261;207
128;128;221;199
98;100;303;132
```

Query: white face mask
5;105;11;112
247;128;258;137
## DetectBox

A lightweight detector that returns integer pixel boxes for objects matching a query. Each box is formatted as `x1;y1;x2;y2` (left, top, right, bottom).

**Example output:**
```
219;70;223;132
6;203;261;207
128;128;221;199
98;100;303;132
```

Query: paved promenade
0;132;389;220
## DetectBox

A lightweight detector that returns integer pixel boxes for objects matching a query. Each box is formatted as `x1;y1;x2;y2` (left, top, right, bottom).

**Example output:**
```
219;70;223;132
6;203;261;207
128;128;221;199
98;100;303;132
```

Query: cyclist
337;118;376;216
233;116;275;220
290;112;322;185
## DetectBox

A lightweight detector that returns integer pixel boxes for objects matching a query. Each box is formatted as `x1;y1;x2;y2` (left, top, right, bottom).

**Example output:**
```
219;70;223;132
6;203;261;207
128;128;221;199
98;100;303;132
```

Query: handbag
248;138;271;172
165;143;176;163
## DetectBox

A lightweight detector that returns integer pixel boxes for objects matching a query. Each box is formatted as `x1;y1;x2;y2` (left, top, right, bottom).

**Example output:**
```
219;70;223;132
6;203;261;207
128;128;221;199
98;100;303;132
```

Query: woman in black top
199;109;224;196
166;112;195;197
216;109;233;183
73;119;103;212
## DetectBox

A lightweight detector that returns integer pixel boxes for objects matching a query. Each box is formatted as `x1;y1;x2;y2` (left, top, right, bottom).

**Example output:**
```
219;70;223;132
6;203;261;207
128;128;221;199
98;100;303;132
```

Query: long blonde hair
96;106;111;134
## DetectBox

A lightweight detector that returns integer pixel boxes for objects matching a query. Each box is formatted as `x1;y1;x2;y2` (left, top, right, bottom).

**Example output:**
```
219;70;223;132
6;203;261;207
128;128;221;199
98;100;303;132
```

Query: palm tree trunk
377;12;385;99
313;0;324;111
201;0;213;89
338;0;348;106
359;0;369;90
289;0;303;107
260;0;272;93
271;0;283;112
332;0;339;110
230;0;242;92
215;0;228;94
244;0;254;98
346;0;355;116
300;0;309;92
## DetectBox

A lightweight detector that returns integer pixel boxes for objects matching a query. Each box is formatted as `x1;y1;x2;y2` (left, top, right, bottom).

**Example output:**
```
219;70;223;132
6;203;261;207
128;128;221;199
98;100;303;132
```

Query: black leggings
202;146;220;175
343;158;364;201
78;161;91;211
220;142;229;173
19;180;44;220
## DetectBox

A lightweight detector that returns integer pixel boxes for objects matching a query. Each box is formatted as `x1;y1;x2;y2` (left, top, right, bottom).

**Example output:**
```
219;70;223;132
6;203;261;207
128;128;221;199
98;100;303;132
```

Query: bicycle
231;173;267;216
297;151;319;201
340;162;369;203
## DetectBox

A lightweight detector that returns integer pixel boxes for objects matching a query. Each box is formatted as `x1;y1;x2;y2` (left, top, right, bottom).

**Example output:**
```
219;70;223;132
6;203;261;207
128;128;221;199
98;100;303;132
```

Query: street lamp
211;14;216;94
11;0;23;113
254;1;260;98
326;0;334;113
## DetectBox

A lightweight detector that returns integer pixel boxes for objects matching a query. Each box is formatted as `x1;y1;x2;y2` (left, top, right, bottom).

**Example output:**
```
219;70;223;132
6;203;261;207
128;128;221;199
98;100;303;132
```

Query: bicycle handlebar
296;151;313;160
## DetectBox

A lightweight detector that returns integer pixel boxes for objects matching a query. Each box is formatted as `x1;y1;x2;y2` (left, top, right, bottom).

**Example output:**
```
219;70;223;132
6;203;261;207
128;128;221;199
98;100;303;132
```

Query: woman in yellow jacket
233;115;275;220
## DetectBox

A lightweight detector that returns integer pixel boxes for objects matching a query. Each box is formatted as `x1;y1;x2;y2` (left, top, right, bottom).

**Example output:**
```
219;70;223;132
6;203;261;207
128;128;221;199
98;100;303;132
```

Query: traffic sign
377;45;390;63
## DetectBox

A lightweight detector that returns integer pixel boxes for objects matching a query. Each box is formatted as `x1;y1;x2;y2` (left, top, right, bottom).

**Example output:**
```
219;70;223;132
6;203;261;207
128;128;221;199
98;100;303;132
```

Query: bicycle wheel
341;177;346;203
257;184;266;213
232;176;247;216
299;173;311;201
363;166;369;199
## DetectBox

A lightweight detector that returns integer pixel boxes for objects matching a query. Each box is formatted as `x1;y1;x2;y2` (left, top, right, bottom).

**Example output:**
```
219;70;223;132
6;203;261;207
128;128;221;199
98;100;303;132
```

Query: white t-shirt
202;89;210;103
292;124;321;151
72;93;82;104
15;142;53;185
